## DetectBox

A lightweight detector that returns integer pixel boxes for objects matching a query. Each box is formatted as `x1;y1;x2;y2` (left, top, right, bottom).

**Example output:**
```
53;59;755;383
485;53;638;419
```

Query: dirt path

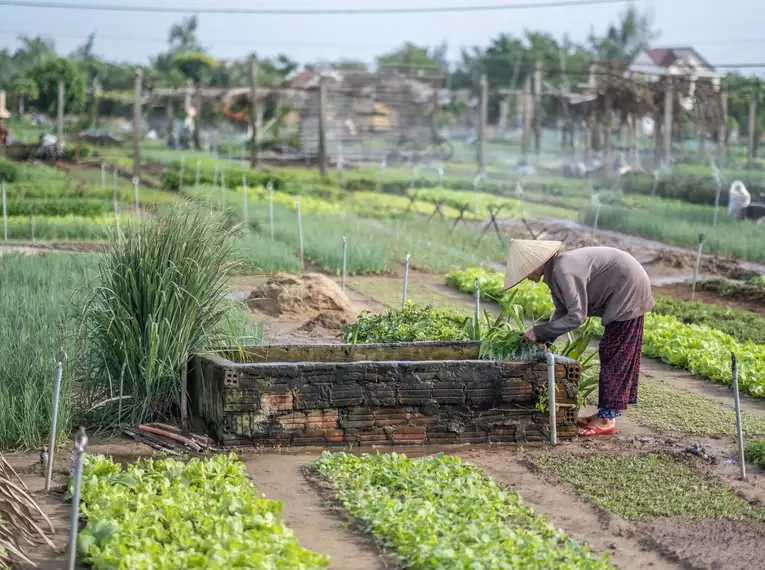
457;448;681;570
654;282;765;317
243;452;388;570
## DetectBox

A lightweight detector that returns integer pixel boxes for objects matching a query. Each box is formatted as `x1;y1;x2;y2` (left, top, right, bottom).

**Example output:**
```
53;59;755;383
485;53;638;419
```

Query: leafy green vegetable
342;302;469;344
72;454;330;570
643;313;765;398
314;452;613;569
539;453;765;522
653;295;765;345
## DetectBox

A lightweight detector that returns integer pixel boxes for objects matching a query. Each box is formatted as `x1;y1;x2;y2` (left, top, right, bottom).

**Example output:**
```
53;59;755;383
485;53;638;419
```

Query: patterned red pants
598;316;644;412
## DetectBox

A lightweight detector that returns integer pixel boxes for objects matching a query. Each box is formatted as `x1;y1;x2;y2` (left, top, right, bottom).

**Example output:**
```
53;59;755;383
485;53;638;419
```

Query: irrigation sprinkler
132;176;140;219
474;277;480;323
179;156;185;192
691;233;705;301
242;175;249;226
113;168;118;202
342;235;348;292
296;197;304;272
515;182;525;219
2;180;7;242
591;194;601;236
267;182;275;240
546;351;557;446
45;355;65;492
401;253;411;309
731;353;747;481
67;427;88;570
194;160;201;194
101;160;106;187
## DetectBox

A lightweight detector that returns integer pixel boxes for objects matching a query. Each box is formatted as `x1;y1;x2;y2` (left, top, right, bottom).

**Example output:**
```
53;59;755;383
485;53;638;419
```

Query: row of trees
0;5;763;137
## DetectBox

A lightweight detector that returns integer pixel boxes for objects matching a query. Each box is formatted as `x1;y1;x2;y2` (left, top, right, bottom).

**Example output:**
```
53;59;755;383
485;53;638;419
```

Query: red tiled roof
646;49;674;67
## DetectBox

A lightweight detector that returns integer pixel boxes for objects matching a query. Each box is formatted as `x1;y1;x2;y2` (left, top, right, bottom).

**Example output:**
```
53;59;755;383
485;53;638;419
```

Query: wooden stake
318;77;328;177
249;54;259;169
56;80;65;143
133;70;142;179
748;97;757;169
663;77;674;164
477;74;487;175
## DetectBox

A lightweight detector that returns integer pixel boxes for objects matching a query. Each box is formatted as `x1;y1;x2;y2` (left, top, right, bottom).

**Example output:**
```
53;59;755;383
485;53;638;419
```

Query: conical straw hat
0;91;9;119
504;239;563;289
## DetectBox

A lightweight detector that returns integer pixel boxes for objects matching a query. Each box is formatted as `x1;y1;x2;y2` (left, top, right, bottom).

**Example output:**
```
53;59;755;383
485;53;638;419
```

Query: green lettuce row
643;313;765;398
446;267;556;319
71;454;329;570
314;452;613;570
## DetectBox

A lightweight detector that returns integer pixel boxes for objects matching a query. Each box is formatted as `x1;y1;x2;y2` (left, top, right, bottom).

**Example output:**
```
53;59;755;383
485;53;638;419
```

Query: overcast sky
1;0;763;73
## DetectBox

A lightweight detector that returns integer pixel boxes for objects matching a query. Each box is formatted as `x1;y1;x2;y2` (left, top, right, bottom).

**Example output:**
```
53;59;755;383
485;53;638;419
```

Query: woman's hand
522;327;537;343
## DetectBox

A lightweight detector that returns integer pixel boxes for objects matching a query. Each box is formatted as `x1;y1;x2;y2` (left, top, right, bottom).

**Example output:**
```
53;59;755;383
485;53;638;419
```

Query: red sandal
578;424;617;437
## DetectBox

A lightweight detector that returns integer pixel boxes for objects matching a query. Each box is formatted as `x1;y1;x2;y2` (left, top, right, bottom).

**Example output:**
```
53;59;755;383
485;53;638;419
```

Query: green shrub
5;198;110;217
0;157;19;183
745;440;765;469
81;204;250;430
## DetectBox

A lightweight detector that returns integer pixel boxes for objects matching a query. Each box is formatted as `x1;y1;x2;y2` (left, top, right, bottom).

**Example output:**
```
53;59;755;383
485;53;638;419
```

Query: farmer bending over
504;240;655;437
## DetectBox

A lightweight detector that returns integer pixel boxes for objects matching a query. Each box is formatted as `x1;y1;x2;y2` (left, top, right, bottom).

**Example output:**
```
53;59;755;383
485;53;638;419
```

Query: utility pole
604;89;613;179
133;69;142;179
318;77;328;177
430;84;439;143
748;96;757;168
718;85;728;164
477;74;488;175
663;76;674;164
533;62;542;162
56;80;65;143
249;53;260;169
522;76;532;162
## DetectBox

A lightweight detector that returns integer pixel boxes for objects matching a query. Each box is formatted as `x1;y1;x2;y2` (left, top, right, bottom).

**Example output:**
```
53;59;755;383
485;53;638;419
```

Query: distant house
627;47;722;85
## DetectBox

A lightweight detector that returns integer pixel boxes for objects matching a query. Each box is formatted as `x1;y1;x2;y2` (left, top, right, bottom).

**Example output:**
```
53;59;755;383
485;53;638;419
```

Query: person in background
503;239;655;437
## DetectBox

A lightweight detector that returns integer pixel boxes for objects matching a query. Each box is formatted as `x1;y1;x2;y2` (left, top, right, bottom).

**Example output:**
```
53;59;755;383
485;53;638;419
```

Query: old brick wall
190;344;581;447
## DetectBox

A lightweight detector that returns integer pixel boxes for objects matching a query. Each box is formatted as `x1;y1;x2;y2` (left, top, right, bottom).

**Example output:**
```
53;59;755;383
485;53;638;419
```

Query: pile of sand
246;273;358;332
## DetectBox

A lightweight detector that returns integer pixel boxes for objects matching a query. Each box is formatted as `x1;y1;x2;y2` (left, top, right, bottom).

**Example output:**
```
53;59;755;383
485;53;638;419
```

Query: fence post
1;180;6;242
44;357;65;492
712;167;722;226
249;53;260;169
133;176;140;218
663;77;674;165
57;80;65;144
67;428;88;570
534;62;542;163
477;74;487;175
242;175;249;226
401;253;411;309
731;353;747;481
342;235;348;292
296;197;304;272
474;277;480;323
546;351;557;445
318;78;328;177
522;76;532;162
591;194;601;236
691;233;704;300
268;182;274;240
718;86;728;165
747;97;757;169
133;69;142;179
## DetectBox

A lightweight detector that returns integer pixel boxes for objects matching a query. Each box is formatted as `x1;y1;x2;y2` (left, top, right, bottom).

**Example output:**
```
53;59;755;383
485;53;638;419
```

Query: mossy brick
363;384;397;406
293;384;332;409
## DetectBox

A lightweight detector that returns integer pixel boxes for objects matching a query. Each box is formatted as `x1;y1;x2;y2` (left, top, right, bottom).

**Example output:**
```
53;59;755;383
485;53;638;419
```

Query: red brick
393;426;426;436
374;409;408;420
324;429;345;443
374;419;406;427
261;392;294;412
342;419;375;429
278;412;306;429
407;415;439;426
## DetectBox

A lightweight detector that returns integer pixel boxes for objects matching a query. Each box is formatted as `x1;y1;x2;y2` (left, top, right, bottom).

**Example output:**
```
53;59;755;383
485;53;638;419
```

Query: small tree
10;75;38;115
27;57;86;116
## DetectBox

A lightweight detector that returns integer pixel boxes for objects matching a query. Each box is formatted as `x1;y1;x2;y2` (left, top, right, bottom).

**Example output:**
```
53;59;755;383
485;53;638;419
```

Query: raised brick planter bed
189;341;581;447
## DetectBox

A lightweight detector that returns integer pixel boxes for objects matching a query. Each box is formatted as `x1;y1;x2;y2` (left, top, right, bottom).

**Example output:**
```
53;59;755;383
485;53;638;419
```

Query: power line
0;0;635;15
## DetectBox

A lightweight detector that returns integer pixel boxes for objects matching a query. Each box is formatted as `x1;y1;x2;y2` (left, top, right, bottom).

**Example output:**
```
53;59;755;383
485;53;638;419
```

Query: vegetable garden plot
313;452;613;570
73;454;330;570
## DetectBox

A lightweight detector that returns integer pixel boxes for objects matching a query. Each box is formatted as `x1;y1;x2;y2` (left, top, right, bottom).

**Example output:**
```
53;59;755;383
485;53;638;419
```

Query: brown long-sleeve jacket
532;246;655;343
